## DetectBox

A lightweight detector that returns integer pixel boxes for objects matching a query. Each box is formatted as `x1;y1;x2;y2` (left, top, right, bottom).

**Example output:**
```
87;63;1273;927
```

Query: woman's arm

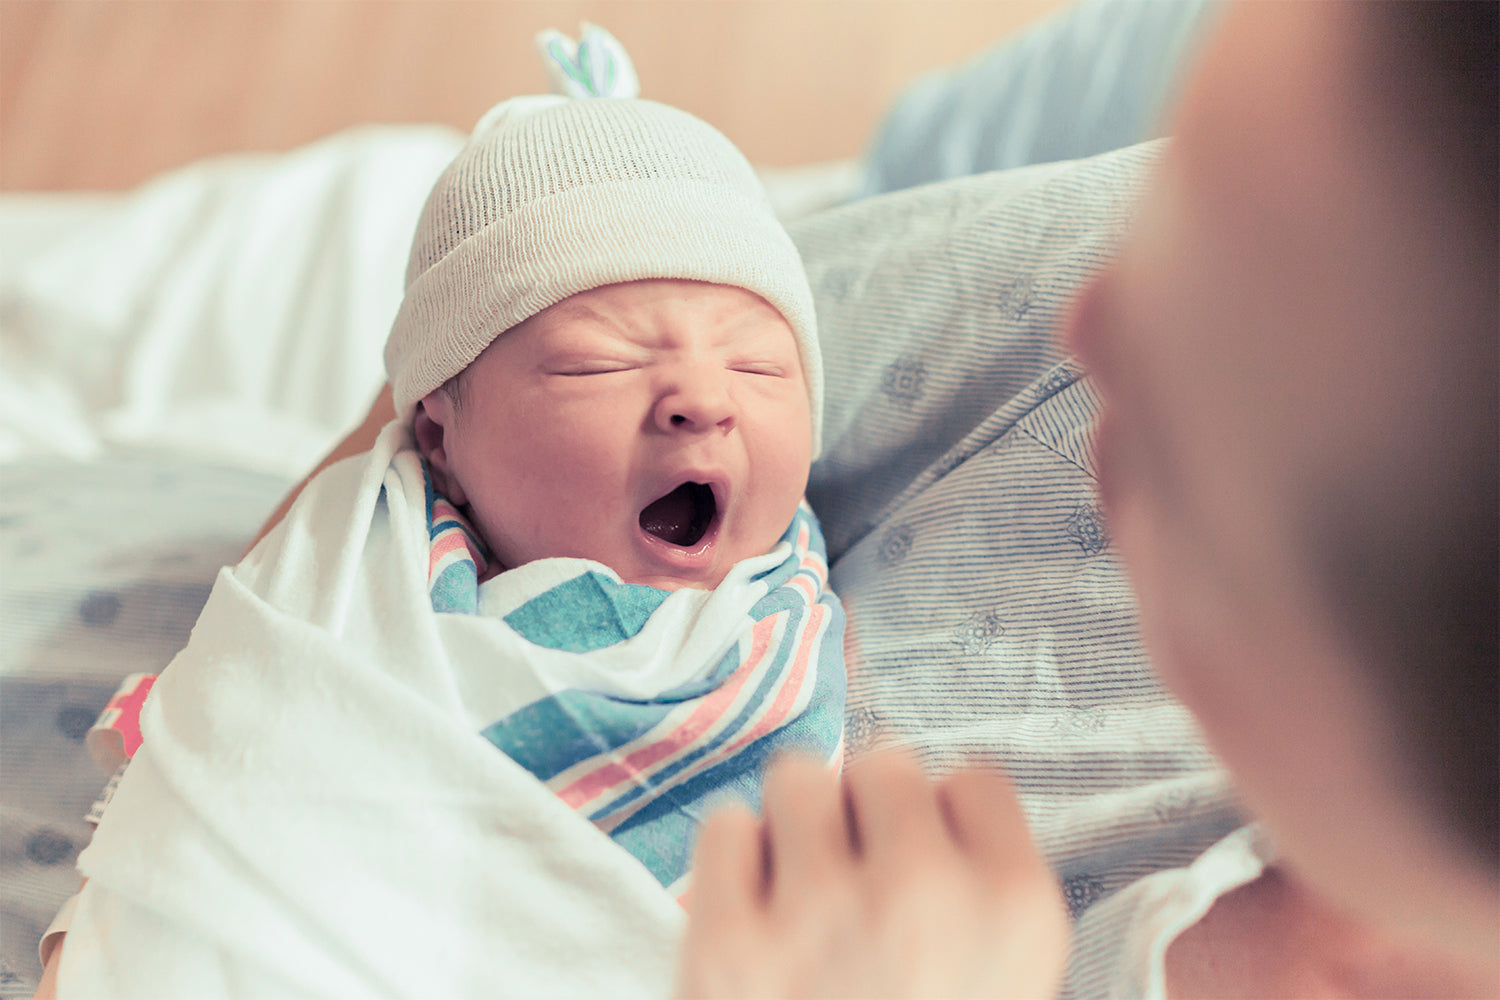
241;384;396;556
33;951;59;1000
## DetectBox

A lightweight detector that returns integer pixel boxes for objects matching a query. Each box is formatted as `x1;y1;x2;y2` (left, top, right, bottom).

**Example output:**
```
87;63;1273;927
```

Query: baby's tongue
640;485;695;545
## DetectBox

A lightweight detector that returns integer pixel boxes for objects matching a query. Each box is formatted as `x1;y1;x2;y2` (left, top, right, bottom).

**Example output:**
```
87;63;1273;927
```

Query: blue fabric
862;0;1222;197
503;573;671;653
790;143;1243;998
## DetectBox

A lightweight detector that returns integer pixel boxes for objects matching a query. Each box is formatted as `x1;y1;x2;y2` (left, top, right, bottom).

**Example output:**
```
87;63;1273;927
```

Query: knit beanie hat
384;62;823;451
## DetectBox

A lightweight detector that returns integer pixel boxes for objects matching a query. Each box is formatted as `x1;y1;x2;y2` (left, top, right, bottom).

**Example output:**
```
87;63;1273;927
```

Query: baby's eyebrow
722;316;799;352
547;299;620;331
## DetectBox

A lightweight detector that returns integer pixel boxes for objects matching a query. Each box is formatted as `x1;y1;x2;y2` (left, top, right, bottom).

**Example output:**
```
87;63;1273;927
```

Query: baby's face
419;279;812;591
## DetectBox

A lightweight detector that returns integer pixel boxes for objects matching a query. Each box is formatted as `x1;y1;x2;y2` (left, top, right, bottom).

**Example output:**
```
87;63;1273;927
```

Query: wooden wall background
1;0;1065;191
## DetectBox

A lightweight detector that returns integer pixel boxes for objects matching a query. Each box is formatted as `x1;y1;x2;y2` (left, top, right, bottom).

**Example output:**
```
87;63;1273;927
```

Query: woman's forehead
1167;3;1364;219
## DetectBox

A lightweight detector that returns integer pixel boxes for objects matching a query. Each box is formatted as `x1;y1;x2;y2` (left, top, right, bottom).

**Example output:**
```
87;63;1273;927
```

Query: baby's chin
614;565;733;593
623;575;716;592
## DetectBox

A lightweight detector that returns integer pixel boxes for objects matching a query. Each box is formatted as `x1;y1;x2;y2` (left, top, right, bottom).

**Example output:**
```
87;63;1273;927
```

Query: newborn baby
48;67;845;1000
375;91;847;887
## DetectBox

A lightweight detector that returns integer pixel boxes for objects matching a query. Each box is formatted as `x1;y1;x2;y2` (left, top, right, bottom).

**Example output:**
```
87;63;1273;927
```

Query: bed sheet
0;126;461;477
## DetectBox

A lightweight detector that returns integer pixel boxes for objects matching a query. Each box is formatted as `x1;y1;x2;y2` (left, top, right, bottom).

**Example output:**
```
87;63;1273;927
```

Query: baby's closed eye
729;360;792;377
547;358;640;376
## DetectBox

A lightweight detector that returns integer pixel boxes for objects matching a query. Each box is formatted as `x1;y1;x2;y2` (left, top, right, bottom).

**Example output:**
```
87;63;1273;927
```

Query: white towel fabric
58;423;701;999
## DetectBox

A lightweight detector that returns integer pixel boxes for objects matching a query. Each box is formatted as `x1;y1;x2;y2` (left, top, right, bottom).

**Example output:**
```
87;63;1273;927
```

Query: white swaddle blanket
58;422;844;999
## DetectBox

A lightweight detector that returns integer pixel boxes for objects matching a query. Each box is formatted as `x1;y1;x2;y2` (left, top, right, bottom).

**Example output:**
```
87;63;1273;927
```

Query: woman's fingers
938;767;1047;879
938;767;1071;997
689;802;764;922
677;803;765;999
759;754;854;908
680;756;857;999
843;750;951;876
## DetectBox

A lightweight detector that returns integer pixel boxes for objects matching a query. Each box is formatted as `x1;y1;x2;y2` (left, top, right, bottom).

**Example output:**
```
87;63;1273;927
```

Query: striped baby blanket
424;479;845;897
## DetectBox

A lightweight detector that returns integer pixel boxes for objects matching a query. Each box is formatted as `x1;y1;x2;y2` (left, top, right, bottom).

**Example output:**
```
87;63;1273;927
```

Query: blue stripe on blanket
503;572;669;652
610;661;846;887
423;462;488;616
576;596;841;823
483;685;695;782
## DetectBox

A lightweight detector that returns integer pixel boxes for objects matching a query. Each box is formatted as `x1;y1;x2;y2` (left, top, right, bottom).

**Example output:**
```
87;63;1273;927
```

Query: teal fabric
502;572;672;653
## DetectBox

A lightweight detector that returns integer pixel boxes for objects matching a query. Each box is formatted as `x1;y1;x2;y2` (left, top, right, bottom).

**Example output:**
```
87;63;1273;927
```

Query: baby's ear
413;391;468;506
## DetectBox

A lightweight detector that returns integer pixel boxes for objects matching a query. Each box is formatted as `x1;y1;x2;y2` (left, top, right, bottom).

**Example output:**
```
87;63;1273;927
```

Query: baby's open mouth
639;482;717;547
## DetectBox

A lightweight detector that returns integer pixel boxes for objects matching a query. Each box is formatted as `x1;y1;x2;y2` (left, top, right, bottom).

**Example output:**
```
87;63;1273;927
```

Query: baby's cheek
768;437;812;501
752;460;811;548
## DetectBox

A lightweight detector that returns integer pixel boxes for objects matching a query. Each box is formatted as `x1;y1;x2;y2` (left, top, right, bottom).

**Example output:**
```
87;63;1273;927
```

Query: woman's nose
653;367;736;434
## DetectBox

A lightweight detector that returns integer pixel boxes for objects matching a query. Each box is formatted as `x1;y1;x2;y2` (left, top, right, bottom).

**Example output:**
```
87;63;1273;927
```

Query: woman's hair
1311;1;1498;864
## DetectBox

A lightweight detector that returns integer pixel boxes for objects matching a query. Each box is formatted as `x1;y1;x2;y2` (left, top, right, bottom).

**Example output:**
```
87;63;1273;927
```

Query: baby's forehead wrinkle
539;292;792;353
546;297;625;333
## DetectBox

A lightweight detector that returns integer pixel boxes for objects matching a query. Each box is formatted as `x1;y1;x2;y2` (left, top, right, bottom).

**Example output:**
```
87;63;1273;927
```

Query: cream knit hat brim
385;97;823;453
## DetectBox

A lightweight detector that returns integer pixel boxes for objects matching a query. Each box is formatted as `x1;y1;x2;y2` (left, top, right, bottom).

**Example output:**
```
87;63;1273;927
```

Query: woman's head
1066;0;1495;957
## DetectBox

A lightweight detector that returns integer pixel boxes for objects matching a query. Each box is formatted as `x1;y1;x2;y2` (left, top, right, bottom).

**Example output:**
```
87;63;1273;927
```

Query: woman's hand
676;751;1068;999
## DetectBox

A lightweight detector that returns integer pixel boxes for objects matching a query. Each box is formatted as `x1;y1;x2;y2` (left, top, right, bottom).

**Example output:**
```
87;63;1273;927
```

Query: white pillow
0;126;463;474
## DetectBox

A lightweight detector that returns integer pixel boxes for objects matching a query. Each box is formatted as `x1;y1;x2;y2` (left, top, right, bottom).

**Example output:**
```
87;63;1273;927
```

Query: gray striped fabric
795;140;1256;998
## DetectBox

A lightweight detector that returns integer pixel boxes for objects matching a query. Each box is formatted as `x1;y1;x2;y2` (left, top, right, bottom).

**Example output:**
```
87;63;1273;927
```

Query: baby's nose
654;370;735;434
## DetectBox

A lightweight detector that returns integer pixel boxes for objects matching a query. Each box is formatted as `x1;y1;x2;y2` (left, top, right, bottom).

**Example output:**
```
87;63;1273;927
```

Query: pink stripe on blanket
86;673;156;772
601;605;829;818
555;615;778;810
427;531;472;579
716;603;827;760
788;572;818;605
